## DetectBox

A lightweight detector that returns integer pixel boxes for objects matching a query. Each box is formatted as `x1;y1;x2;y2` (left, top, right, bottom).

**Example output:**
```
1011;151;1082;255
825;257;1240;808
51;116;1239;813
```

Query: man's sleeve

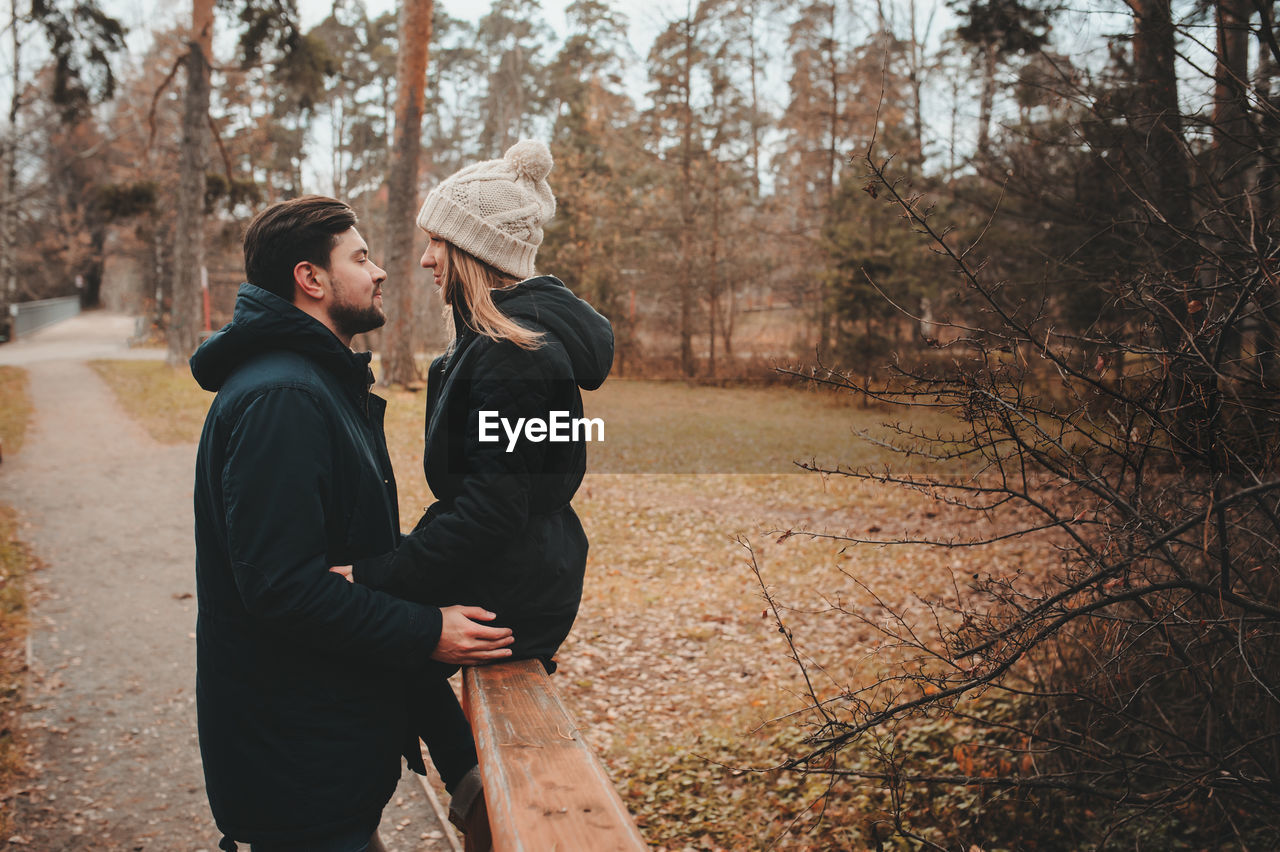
223;387;441;669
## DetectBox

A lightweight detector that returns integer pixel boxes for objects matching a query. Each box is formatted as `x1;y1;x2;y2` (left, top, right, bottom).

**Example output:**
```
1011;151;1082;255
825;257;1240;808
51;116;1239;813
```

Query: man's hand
329;565;353;582
433;606;514;665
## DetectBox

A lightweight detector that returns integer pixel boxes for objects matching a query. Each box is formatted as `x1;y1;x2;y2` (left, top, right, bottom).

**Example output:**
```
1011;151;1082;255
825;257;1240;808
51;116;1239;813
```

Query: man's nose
372;262;387;282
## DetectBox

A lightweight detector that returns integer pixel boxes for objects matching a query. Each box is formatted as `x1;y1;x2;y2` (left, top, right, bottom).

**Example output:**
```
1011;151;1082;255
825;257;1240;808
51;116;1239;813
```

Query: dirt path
0;312;451;851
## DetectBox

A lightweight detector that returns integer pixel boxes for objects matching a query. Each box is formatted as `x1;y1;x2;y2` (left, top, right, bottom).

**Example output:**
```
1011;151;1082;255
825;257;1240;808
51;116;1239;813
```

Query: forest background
3;0;1279;848
0;0;1148;380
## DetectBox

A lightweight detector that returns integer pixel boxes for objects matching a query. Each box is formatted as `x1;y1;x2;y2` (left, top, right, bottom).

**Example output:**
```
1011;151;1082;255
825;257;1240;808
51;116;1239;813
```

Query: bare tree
756;140;1280;848
752;3;1280;840
1;0;125;330
2;0;19;317
168;0;214;365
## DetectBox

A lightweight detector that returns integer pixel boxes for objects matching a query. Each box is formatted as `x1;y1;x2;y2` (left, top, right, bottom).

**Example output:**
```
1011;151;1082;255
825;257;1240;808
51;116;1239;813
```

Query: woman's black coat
356;276;613;666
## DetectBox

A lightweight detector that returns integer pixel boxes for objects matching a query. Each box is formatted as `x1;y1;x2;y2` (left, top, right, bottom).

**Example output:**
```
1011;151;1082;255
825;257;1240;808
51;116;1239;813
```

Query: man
191;196;513;852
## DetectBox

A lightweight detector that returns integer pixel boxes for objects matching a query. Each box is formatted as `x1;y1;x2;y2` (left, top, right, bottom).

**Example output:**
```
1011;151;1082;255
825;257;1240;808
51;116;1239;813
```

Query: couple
190;140;614;851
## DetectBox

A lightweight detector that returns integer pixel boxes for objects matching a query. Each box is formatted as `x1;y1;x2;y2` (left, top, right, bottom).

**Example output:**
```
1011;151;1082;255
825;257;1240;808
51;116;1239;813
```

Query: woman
347;140;613;834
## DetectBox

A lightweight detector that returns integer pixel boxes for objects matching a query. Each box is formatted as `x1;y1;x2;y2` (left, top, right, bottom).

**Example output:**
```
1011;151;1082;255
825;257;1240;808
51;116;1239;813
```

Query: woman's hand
329;565;354;582
433;606;515;665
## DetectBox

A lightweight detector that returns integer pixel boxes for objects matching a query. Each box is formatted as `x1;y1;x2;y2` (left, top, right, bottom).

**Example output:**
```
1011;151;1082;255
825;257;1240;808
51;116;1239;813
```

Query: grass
84;359;972;477
382;377;971;529
583;379;970;474
0;507;33;840
87;360;212;445
0;367;33;838
0;367;31;459
372;375;1024;848
554;468;1048;849
89;358;1018;847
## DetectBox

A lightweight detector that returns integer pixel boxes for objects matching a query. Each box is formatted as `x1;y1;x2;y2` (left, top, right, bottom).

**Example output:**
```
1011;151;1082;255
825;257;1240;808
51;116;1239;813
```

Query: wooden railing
460;659;647;852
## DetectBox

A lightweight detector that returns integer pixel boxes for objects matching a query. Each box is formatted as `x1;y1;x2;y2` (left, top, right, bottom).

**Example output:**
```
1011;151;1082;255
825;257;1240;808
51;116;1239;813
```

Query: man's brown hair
243;196;357;301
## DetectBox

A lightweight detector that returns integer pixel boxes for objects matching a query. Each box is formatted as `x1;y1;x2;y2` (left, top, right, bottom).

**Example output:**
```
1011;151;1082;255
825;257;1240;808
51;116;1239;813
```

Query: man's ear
292;261;326;302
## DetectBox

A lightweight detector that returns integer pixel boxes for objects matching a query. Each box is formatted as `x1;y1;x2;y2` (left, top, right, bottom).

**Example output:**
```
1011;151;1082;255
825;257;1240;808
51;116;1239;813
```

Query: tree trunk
947;74;961;180
1258;2;1280;221
817;1;839;358
708;157;720;379
1213;0;1252;209
1;0;20;319
1127;0;1191;237
1258;1;1280;203
907;0;929;173
721;277;735;361
746;0;762;198
678;8;695;378
1128;0;1212;456
976;41;996;154
168;0;214;365
380;0;434;386
1204;0;1253;366
1252;5;1280;388
82;224;106;308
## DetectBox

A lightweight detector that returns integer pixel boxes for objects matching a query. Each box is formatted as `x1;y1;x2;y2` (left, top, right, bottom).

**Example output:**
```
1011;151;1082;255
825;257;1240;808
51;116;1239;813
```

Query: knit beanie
416;140;556;279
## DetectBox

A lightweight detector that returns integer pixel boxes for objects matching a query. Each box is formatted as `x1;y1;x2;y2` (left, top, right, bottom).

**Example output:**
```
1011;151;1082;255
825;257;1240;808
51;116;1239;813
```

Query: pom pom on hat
416;139;557;279
505;140;553;183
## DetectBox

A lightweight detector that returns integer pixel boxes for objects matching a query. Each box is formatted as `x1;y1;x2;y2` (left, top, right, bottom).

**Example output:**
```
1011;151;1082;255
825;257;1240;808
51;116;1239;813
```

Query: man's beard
331;299;386;340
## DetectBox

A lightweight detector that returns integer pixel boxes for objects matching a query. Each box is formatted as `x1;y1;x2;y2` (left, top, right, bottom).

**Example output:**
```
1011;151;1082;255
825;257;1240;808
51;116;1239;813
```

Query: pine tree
541;0;640;369
476;0;553;157
380;0;434;386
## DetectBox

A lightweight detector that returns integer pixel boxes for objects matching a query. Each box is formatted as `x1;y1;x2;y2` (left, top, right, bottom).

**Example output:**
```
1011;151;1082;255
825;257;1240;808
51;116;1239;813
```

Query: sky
107;0;672;61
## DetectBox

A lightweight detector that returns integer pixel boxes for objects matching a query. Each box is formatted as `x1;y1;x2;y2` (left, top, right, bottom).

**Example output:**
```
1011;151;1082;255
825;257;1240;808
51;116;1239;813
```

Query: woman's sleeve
353;343;554;603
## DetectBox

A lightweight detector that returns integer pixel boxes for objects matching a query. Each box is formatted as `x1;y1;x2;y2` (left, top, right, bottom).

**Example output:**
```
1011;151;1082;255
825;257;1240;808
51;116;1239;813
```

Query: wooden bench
461;659;647;852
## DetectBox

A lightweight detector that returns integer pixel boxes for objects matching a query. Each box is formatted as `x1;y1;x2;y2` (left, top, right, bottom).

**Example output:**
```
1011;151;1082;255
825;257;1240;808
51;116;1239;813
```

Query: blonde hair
439;240;543;350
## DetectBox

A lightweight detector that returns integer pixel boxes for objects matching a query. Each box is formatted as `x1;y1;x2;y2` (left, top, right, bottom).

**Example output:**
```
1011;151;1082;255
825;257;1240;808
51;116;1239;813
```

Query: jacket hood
488;276;614;390
190;283;373;392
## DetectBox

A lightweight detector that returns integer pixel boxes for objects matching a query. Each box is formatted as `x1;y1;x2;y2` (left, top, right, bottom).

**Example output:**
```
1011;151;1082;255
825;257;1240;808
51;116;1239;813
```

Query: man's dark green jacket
355;275;613;668
191;284;440;846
